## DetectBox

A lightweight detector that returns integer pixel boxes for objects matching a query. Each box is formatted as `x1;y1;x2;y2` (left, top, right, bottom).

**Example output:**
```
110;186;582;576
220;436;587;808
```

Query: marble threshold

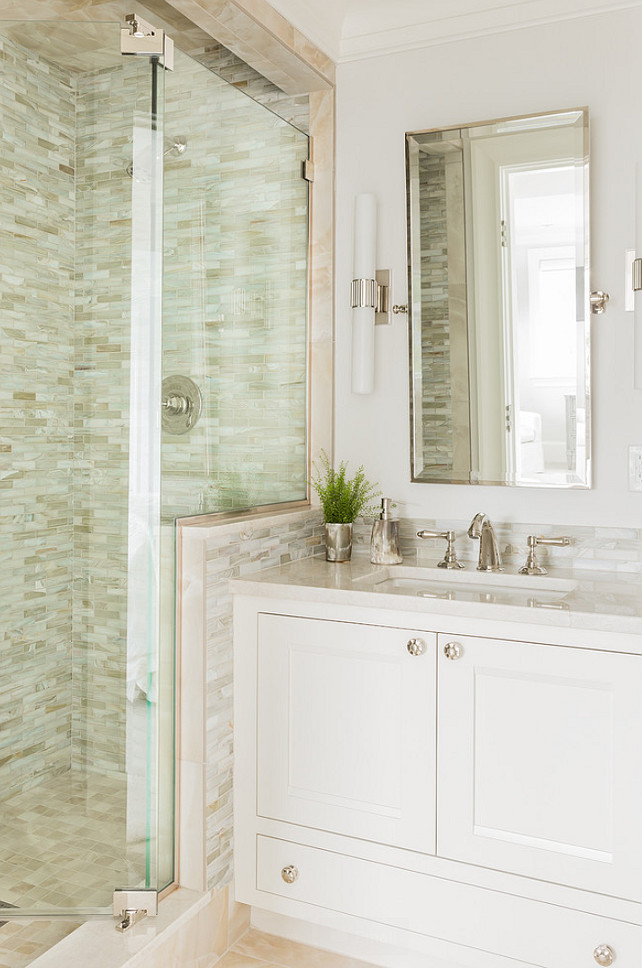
6;895;383;968
23;888;215;968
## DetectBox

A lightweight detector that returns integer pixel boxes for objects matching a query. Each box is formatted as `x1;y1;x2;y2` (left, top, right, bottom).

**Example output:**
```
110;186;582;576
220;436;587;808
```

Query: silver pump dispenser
370;498;403;565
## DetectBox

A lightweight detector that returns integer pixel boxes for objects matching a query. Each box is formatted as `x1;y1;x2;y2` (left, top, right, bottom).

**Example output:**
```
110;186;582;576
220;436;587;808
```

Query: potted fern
310;451;380;561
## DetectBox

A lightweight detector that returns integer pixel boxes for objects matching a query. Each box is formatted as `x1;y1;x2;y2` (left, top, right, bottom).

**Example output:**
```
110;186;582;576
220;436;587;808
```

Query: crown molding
339;0;642;61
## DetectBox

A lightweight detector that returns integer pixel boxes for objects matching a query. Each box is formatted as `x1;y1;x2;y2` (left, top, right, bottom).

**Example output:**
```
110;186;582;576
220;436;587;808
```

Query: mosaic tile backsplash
352;516;642;574
1;26;310;796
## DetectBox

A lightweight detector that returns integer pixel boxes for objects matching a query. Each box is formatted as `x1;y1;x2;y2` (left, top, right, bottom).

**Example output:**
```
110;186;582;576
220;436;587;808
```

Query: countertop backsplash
350;517;642;575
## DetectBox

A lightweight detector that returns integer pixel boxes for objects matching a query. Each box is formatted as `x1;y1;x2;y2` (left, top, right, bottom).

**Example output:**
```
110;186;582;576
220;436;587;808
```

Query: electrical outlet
629;447;642;491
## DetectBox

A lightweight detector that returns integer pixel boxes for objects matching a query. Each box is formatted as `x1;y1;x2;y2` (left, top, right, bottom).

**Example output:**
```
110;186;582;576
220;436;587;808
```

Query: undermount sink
359;566;577;606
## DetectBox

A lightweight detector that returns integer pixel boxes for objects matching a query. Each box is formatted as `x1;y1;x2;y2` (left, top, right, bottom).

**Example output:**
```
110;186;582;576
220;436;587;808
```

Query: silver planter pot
324;522;353;562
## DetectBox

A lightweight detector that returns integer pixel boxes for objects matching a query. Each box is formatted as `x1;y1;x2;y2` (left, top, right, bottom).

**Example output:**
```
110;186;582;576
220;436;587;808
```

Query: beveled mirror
406;108;590;487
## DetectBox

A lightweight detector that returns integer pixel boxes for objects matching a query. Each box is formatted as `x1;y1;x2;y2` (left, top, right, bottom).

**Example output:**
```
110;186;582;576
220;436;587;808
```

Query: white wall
334;7;642;528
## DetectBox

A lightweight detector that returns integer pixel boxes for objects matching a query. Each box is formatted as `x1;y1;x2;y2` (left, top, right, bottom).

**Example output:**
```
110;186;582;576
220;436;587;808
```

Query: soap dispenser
370;498;403;565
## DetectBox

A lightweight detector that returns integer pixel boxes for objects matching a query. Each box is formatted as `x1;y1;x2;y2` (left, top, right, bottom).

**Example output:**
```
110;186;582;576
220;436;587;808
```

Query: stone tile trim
160;0;335;94
180;507;324;892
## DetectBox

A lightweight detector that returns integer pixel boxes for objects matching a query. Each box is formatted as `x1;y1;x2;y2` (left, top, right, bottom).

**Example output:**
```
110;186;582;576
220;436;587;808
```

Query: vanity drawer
257;835;641;968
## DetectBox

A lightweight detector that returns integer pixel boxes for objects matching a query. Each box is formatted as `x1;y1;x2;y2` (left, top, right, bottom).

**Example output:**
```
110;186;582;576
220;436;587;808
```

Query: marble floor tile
230;929;381;968
216;952;275;968
0;919;79;968
0;772;146;912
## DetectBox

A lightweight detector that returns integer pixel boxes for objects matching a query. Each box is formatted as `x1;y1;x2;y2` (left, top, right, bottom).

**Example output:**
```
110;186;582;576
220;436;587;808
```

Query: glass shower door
160;44;310;520
0;21;173;917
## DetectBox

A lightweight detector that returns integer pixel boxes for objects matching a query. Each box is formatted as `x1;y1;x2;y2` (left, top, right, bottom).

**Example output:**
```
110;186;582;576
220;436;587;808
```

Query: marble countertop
230;553;642;636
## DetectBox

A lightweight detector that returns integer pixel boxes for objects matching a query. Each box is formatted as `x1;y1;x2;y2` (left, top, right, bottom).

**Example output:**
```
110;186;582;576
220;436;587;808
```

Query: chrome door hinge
113;889;158;932
121;14;174;69
500;219;508;248
302;158;314;182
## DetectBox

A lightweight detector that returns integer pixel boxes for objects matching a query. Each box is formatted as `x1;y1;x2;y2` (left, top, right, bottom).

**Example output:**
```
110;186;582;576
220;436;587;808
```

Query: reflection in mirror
406;109;590;488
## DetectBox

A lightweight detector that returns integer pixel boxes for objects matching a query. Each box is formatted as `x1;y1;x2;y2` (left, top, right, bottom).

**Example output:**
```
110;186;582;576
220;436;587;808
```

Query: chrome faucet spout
467;513;503;573
467;512;486;541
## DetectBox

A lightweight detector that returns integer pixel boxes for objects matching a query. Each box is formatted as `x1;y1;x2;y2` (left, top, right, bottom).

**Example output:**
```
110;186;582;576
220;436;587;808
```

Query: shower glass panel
0;12;310;925
161;46;310;519
0;22;173;915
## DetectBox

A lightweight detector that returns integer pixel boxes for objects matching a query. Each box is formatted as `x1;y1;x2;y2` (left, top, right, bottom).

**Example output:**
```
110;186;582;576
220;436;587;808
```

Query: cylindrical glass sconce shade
635;163;642;389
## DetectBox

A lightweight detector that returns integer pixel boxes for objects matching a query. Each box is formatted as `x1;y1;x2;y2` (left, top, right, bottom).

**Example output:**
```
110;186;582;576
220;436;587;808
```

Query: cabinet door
437;633;642;898
257;614;436;853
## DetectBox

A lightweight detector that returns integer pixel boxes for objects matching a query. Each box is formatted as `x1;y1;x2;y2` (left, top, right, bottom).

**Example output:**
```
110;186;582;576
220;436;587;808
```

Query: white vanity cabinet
437;633;642;899
234;594;642;968
256;613;436;852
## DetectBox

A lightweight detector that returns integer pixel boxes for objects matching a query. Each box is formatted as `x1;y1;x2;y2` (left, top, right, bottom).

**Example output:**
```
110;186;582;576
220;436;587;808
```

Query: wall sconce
633;162;642;389
350;193;391;394
633;255;642;388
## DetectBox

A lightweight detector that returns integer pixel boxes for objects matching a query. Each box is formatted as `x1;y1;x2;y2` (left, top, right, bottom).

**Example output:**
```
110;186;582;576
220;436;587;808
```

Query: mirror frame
406;108;591;489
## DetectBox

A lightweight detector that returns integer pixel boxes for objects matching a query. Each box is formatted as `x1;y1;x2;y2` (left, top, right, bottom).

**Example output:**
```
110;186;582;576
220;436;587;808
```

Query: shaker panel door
257;613;437;853
437;633;642;899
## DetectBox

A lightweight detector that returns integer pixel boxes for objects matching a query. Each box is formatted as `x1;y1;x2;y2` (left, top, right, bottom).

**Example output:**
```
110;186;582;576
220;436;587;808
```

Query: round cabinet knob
444;642;463;661
281;865;299;884
407;637;426;656
594;946;615;966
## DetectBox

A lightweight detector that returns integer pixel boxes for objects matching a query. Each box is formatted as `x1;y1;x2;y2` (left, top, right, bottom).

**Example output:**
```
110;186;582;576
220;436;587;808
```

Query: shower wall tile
0;33;76;796
192;41;309;132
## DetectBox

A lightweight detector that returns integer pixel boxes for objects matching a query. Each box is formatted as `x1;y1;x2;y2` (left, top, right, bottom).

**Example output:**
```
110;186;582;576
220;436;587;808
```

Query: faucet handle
519;535;571;576
416;529;465;570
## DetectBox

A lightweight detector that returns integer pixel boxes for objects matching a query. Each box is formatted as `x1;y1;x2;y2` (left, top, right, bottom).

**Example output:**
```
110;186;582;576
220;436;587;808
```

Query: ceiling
264;0;642;62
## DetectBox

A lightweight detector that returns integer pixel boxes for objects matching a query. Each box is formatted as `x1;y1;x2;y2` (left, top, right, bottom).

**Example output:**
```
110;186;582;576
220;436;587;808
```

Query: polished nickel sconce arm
350;270;392;325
